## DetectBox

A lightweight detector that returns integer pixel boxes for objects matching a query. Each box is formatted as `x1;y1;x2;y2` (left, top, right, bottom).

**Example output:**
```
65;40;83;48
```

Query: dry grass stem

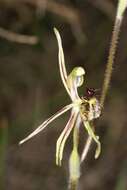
0;27;38;44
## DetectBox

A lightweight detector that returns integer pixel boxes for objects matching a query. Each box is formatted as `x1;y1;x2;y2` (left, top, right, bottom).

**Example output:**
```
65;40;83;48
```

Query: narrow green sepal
83;121;101;159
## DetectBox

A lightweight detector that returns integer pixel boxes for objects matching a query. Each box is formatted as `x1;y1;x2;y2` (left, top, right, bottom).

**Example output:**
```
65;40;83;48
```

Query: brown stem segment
100;18;122;108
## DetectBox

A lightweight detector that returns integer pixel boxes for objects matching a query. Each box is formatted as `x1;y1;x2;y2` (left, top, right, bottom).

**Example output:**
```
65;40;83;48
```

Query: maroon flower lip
85;87;100;99
86;87;95;98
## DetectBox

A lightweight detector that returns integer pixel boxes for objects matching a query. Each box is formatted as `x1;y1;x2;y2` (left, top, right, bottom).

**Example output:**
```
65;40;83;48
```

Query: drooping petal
82;121;101;159
54;28;71;98
19;103;74;145
56;111;78;166
81;135;92;162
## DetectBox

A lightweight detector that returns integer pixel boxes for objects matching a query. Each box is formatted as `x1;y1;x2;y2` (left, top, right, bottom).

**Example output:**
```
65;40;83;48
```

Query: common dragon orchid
19;28;101;169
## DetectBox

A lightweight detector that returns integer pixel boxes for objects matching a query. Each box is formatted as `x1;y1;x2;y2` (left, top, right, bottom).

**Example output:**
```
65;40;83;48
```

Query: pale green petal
56;112;78;166
54;28;72;98
81;135;92;162
19;103;73;145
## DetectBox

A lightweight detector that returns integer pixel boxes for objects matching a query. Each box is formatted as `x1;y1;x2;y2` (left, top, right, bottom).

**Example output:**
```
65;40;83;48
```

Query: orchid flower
19;28;101;168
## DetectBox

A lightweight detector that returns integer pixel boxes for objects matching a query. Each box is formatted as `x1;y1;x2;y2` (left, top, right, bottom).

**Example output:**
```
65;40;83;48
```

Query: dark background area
0;0;126;189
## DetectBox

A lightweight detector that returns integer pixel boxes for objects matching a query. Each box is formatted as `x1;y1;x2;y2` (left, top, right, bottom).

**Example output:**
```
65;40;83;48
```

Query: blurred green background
0;0;126;189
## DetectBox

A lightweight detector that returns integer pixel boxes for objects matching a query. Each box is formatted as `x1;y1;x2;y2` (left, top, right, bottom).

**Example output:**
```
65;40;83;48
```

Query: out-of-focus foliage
0;0;126;190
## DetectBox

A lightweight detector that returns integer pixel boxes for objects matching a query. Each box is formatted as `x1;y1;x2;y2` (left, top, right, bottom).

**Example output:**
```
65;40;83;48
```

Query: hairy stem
100;18;122;108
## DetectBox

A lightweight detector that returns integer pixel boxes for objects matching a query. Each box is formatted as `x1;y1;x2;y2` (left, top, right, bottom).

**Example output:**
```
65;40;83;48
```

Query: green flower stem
69;125;80;190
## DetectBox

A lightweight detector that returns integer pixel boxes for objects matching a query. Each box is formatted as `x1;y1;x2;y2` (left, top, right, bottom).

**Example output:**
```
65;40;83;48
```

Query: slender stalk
69;126;80;190
69;183;78;190
100;0;127;108
100;18;121;107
